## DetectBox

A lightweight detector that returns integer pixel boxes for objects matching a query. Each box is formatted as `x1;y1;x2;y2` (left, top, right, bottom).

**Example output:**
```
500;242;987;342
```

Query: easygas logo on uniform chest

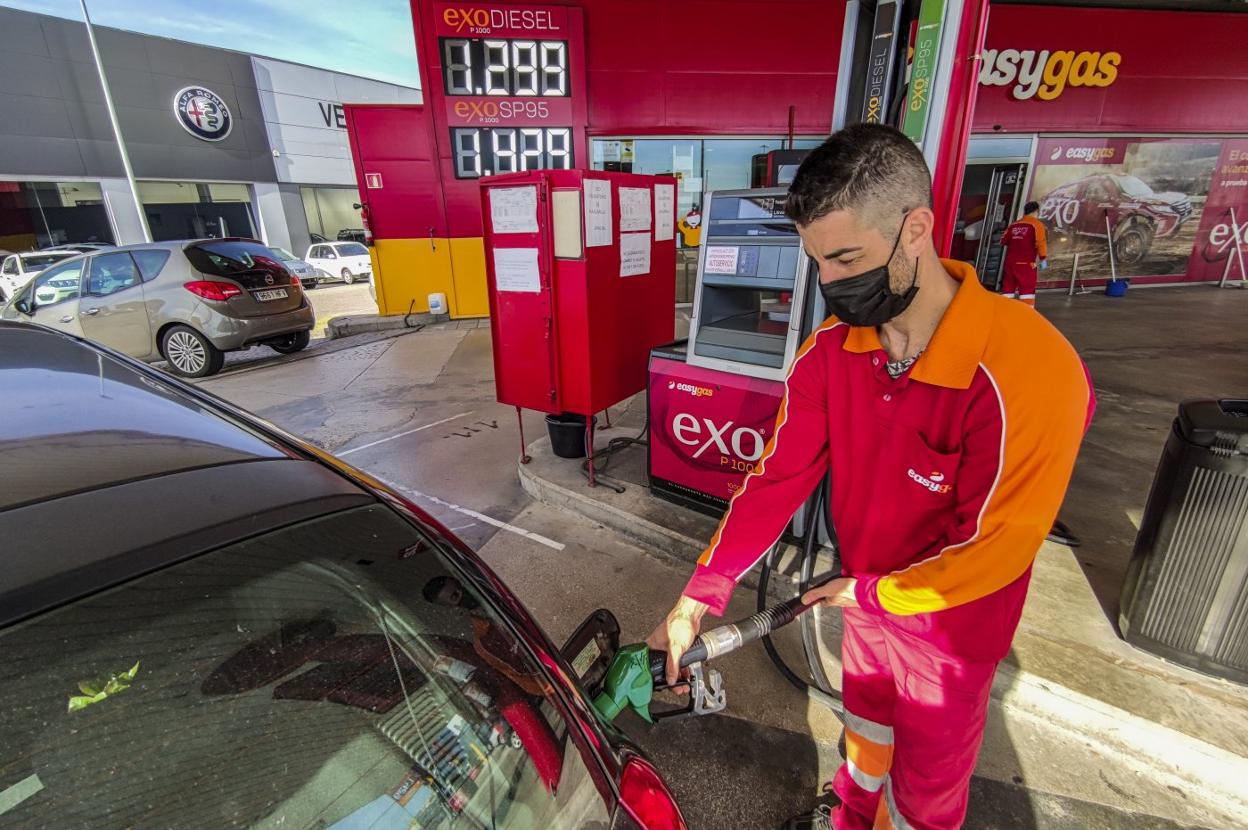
979;49;1120;101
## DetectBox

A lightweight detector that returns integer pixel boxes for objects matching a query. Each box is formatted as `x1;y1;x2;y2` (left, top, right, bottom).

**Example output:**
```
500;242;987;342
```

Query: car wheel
161;325;225;378
269;329;311;355
1114;222;1154;267
342;268;355;285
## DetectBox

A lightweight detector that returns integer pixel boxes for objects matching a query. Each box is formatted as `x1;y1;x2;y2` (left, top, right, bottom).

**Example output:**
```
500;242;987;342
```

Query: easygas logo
668;380;714;398
672;414;766;473
979;49;1120;101
443;7;560;34
1048;145;1119;164
908;468;952;494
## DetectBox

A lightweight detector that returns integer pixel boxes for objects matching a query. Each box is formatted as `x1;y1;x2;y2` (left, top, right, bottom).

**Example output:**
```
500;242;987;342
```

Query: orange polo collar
840;258;994;390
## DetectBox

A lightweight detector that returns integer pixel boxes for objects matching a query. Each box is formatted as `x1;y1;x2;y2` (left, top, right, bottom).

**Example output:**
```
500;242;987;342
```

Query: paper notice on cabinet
620;232;650;277
489;186;538;234
584;179;612;247
493;248;541;293
619;187;651;232
654;184;675;241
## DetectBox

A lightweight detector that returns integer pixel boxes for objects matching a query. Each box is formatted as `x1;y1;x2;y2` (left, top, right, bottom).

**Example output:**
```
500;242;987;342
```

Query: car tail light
619;758;687;830
184;280;242;301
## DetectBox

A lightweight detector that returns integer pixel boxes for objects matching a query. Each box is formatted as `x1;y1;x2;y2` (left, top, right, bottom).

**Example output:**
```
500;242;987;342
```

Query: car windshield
337;243;369;257
0;505;609;829
22;254;71;270
1117;176;1155;198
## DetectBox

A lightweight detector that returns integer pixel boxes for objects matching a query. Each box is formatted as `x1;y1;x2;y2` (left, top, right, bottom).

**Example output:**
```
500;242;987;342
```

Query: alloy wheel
166;330;207;374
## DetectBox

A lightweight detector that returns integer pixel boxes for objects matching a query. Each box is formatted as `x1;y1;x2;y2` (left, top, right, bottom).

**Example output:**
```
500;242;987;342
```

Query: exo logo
908;468;952;494
443;7;559;33
672;414;765;462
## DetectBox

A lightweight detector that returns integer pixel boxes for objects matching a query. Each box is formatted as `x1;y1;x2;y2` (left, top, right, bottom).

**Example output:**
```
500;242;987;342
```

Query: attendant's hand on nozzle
802;576;860;609
647;595;708;691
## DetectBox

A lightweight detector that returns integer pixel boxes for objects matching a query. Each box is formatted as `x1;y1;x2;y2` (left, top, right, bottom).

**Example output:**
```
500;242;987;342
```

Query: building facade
0;7;419;261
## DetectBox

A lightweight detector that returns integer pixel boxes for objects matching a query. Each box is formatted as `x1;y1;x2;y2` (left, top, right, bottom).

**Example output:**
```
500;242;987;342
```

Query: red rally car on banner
1038;173;1194;266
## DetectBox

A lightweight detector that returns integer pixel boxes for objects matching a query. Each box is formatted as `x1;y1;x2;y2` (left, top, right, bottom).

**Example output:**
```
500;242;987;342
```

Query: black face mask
819;223;919;327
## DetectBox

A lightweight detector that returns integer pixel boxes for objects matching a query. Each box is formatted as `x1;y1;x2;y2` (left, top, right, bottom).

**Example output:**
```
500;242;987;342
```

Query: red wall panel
975;5;1248;134
580;0;842;135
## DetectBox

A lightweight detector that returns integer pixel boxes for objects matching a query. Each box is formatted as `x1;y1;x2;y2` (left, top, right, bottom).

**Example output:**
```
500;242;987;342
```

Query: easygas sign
979;49;1120;101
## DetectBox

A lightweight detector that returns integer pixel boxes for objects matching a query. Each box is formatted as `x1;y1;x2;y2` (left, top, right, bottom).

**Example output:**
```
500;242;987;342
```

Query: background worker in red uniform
999;200;1048;306
648;125;1094;830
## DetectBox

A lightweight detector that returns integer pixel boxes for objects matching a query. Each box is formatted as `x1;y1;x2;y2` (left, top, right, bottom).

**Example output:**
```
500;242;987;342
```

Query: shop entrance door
951;164;1026;290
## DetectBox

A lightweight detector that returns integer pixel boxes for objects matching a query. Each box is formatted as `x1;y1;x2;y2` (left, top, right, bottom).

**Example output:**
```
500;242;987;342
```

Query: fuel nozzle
591;594;817;726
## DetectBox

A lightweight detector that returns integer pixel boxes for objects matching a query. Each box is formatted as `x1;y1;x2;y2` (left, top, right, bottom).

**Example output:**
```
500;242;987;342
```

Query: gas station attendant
649;125;1095;830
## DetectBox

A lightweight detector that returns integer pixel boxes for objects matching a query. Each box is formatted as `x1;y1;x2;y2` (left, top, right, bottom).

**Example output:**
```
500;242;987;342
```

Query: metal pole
1104;211;1119;283
1220;241;1235;289
79;0;151;242
1229;207;1246;288
1068;252;1081;297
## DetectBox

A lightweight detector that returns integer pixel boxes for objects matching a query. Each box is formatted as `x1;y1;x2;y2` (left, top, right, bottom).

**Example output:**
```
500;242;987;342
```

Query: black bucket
546;412;598;459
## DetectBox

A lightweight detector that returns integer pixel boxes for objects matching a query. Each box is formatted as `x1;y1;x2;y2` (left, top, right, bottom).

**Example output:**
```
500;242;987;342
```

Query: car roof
0;322;290;511
0;322;375;626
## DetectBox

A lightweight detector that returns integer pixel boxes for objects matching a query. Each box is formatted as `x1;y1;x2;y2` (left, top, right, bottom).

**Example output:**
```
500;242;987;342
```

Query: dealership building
0;6;419;258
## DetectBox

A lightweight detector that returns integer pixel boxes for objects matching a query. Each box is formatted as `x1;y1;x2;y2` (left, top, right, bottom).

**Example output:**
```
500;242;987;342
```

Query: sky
1;0;422;88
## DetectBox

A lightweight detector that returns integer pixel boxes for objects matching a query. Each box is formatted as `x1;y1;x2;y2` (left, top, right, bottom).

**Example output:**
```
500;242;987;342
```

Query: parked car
0;320;687;830
1038;173;1194;266
43;242;115;254
271;246;321;288
0;250;79;303
337;228;367;244
305;241;373;285
1;238;315;378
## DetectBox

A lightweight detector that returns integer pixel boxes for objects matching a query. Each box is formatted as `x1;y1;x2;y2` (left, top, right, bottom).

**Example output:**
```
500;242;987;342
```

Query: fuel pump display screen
441;38;570;96
452;127;574;178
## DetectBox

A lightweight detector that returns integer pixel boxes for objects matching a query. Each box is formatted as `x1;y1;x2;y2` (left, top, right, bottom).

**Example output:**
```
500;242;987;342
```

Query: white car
303;241;372;285
0;251;79;303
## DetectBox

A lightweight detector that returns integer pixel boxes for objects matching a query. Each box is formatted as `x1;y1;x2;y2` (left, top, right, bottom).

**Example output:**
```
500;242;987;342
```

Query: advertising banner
1187;139;1248;283
648;356;785;510
901;0;946;144
861;0;901;124
1026;136;1221;288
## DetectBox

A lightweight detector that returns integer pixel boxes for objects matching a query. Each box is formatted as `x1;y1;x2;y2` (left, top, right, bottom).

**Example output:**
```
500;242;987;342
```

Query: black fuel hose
758;478;843;714
647;595;814;684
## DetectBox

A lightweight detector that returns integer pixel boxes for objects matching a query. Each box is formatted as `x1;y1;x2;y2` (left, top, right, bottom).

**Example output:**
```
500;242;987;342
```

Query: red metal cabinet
480;170;676;418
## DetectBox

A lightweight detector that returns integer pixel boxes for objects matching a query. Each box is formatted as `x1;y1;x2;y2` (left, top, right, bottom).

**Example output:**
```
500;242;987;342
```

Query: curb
518;438;1248;818
327;312;446;339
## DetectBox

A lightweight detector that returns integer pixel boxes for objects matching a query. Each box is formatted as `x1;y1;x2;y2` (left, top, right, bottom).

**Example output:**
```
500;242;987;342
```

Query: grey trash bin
1120;399;1248;683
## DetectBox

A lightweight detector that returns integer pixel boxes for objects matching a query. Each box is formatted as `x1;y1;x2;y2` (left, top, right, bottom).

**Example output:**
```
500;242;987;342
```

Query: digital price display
441;38;569;96
429;3;585;181
452;126;573;177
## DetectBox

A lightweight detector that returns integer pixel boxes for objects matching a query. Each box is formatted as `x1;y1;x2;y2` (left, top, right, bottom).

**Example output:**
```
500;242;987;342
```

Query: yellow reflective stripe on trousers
843;709;894;745
884;776;916;830
847;758;886;793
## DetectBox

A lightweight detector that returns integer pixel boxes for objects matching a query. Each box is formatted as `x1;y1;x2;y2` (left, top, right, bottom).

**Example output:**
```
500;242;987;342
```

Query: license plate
254;288;288;302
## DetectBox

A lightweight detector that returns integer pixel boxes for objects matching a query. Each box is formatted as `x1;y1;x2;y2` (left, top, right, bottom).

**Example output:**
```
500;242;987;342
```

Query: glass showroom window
139;181;256;242
301;187;365;245
0;181;115;251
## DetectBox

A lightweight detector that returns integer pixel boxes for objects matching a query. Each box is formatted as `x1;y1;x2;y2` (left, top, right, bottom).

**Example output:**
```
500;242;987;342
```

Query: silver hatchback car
0;239;314;378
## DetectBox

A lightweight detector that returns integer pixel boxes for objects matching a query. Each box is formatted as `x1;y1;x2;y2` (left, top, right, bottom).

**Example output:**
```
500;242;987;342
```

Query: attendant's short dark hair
1024;200;1040;214
785;124;933;237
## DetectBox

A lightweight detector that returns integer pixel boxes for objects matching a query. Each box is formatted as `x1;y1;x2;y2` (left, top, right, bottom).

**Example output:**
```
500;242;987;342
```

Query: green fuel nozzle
591;595;815;725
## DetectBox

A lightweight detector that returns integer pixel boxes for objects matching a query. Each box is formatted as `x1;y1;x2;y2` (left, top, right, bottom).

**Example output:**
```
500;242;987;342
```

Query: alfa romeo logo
174;86;232;141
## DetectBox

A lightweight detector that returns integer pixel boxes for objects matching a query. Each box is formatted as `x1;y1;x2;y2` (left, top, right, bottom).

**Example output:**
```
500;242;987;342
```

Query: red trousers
832;609;997;830
1001;261;1037;306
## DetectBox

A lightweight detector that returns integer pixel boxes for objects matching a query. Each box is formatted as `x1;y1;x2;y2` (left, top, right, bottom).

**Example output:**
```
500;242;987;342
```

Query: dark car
0;321;686;830
1038;173;1194;266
